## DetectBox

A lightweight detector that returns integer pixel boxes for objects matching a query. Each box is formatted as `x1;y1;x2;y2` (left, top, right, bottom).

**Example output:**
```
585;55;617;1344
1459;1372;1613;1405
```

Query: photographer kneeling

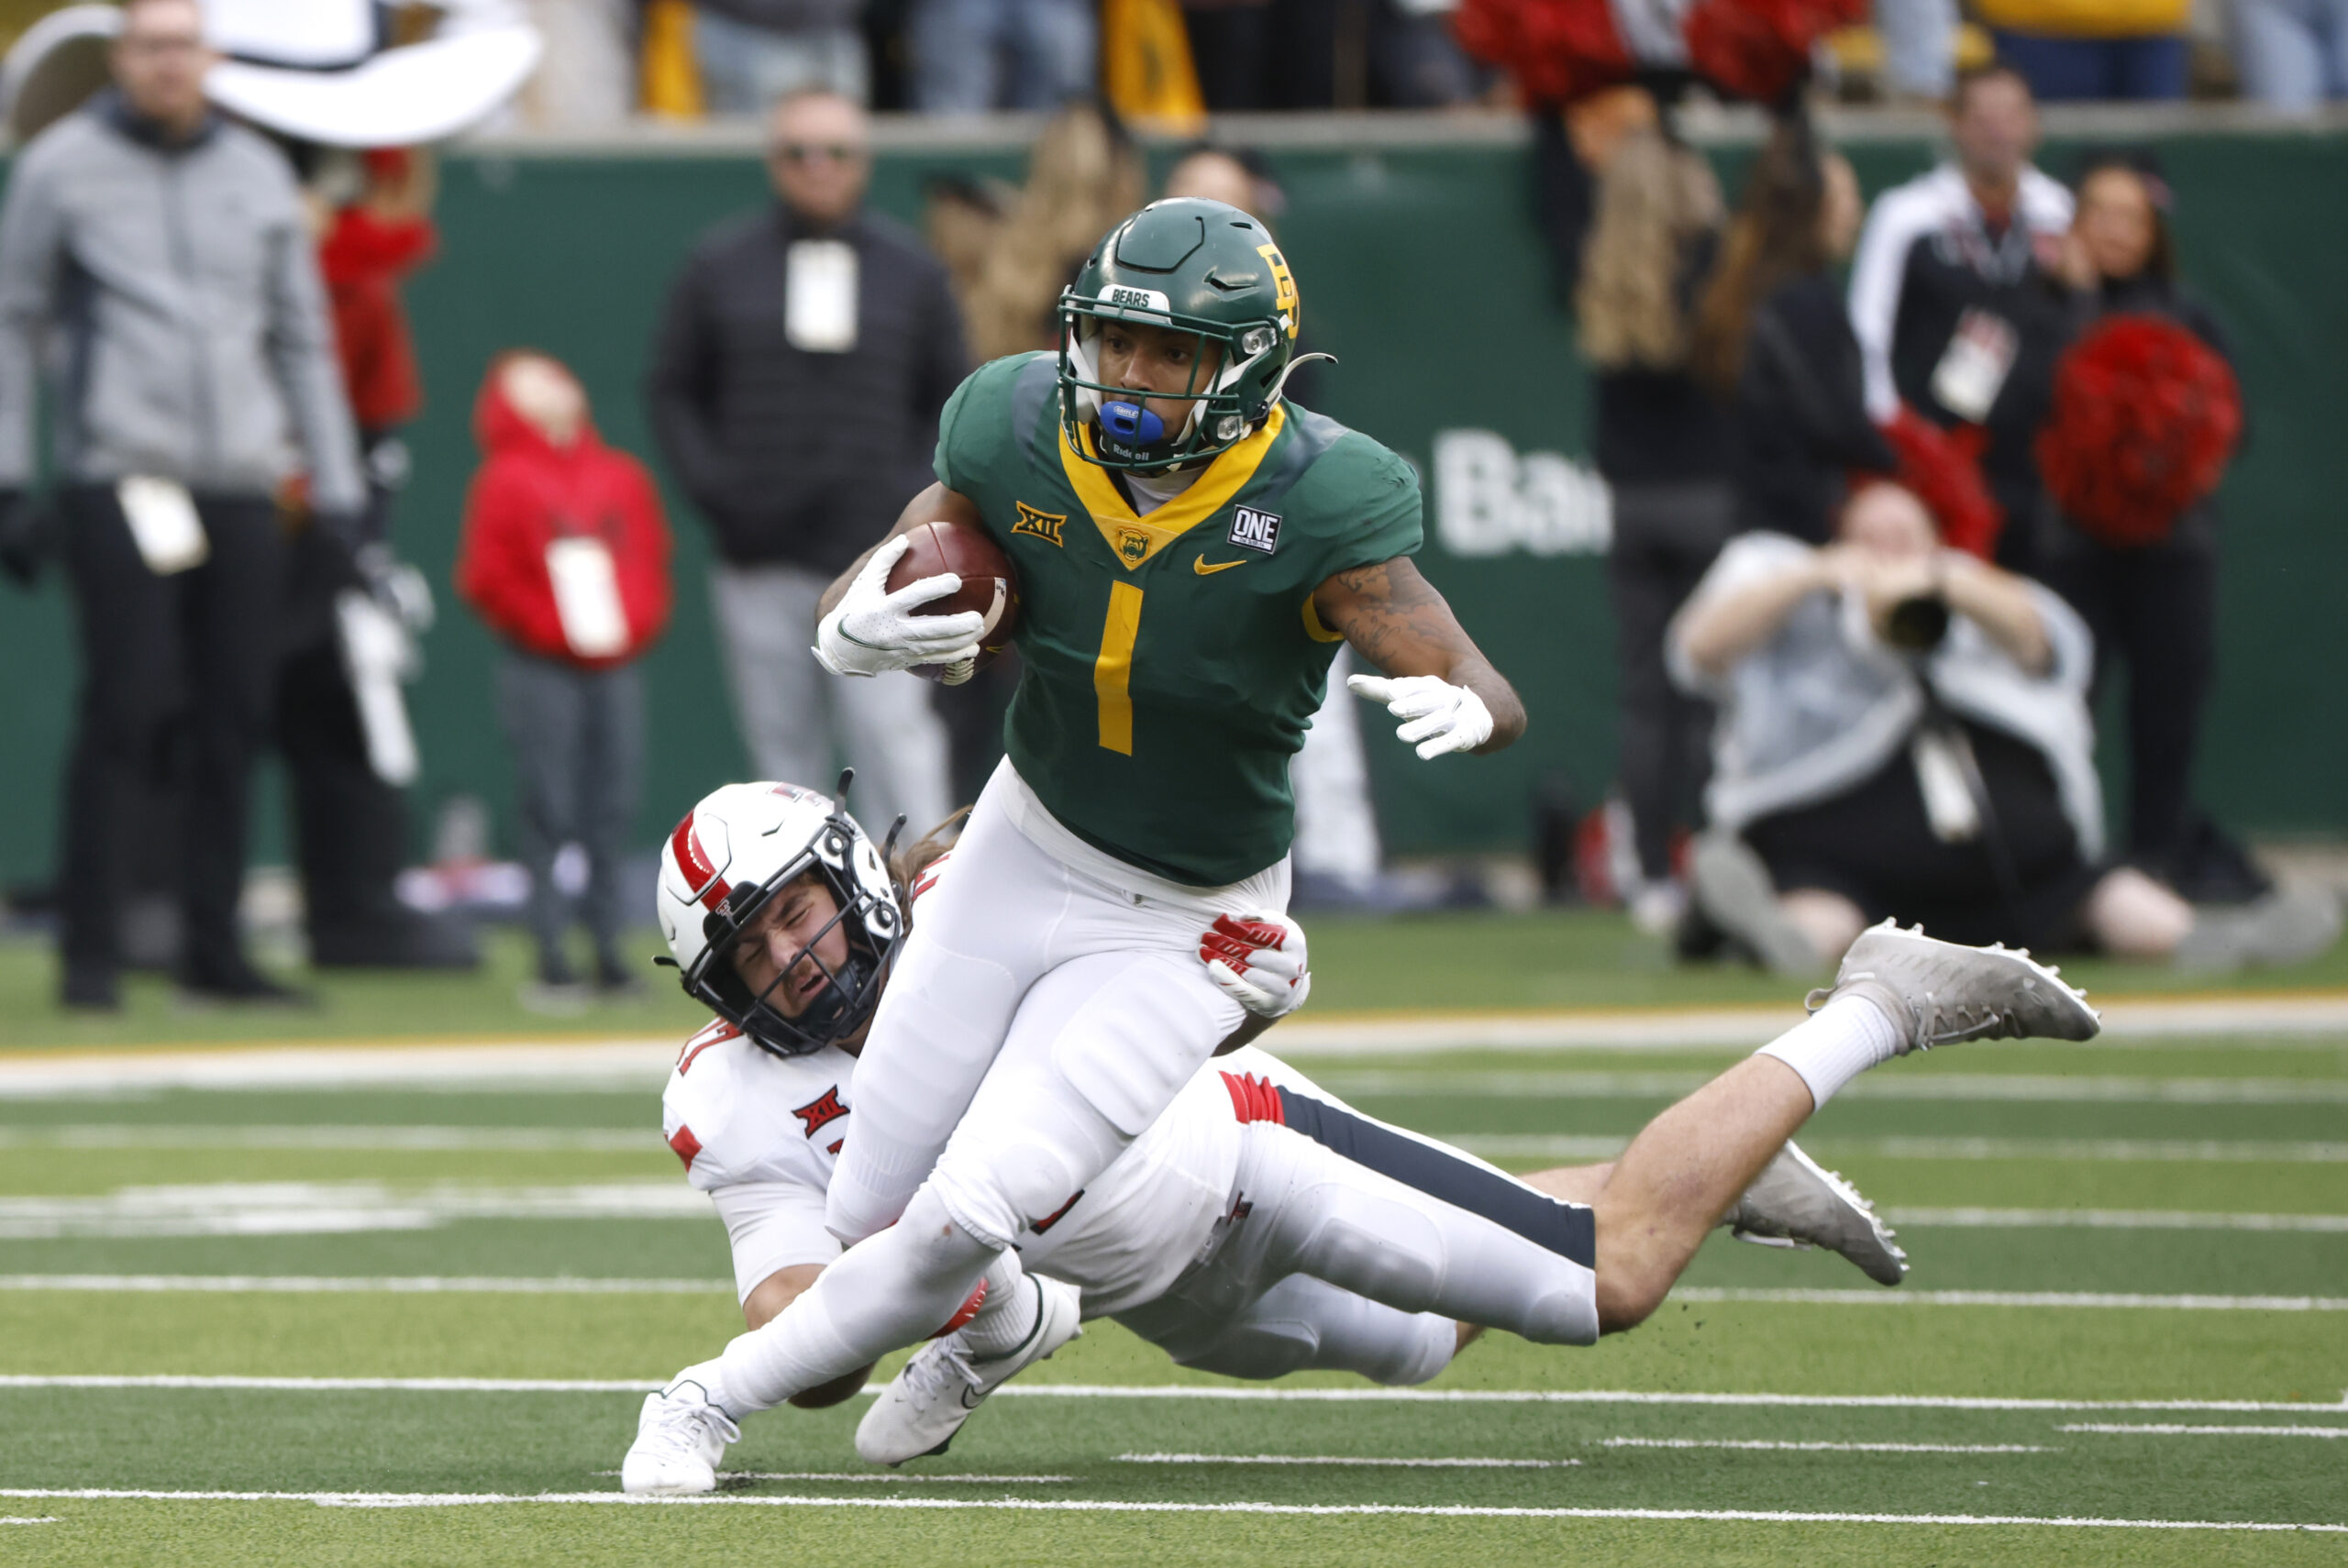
1668;483;2333;975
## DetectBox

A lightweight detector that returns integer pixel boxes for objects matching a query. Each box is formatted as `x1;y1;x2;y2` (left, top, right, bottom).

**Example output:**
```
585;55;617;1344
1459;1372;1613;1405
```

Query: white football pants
826;758;1278;1248
709;762;1277;1412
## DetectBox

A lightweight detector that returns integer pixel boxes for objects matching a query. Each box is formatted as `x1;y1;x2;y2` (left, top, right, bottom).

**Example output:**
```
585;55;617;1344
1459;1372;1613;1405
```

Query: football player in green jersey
681;198;1539;1419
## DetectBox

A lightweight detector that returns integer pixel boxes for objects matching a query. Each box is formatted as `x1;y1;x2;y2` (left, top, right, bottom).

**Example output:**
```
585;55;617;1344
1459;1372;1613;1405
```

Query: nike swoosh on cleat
1192;558;1246;575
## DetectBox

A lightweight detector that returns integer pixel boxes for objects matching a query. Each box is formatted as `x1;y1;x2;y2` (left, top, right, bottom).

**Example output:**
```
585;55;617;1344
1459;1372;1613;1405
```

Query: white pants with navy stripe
1113;1066;1600;1382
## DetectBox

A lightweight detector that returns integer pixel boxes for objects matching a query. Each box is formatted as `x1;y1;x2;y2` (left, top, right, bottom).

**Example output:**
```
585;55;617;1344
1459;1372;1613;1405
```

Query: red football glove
1200;911;1312;1020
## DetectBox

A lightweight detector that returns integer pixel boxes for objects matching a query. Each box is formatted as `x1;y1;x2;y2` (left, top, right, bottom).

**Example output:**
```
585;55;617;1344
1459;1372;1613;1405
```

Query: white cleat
1811;920;2100;1052
620;1379;740;1496
856;1276;1082;1466
1725;1140;1909;1286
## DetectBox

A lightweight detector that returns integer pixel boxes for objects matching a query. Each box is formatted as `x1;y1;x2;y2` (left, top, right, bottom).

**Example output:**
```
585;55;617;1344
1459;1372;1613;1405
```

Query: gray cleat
1725;1141;1908;1286
1810;919;2100;1052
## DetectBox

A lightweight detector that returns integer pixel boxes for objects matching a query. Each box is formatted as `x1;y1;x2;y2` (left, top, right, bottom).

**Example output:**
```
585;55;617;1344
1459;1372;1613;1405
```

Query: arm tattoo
1327;559;1485;678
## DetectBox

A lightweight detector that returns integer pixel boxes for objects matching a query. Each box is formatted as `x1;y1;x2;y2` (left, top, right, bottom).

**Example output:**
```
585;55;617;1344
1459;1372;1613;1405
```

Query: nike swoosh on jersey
1192;557;1246;575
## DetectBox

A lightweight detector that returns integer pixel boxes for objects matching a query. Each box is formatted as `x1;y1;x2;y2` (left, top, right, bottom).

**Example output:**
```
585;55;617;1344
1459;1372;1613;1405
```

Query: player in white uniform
623;779;2098;1491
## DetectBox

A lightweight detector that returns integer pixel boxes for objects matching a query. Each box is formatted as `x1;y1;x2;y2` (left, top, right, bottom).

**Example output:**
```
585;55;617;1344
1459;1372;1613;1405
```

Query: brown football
886;519;1021;683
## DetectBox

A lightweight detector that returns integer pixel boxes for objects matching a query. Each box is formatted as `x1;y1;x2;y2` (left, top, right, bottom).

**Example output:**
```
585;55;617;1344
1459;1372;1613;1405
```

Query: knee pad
1290;1186;1446;1314
929;1132;1087;1253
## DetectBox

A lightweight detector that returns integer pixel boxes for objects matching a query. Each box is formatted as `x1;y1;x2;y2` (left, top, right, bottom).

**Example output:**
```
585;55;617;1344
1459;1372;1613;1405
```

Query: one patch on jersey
1013;502;1066;547
792;1087;849;1140
1228;506;1281;555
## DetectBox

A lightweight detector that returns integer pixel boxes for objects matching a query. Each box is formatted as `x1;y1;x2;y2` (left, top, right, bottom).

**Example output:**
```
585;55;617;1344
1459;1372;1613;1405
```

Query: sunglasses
770;143;867;165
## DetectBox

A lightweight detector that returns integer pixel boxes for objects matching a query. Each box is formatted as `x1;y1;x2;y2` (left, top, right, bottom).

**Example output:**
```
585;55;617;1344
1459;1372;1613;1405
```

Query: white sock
1755;992;1905;1109
959;1253;1042;1359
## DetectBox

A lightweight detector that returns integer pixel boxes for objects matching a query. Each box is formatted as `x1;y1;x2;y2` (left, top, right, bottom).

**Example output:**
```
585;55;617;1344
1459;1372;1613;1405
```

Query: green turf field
1;993;2342;1565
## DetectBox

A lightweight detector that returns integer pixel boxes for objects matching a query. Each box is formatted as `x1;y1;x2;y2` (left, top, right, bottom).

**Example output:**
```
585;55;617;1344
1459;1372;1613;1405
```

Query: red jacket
320;204;436;431
454;358;674;668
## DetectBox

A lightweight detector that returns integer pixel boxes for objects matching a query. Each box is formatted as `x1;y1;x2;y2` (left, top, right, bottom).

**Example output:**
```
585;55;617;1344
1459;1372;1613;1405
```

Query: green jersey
934;352;1423;887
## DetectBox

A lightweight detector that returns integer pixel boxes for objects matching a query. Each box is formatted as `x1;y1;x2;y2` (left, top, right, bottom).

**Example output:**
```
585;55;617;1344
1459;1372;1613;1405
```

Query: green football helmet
1058;198;1310;473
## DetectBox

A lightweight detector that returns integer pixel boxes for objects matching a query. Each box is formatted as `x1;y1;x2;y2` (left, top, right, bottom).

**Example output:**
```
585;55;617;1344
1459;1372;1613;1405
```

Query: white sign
1431;429;1611;558
785;239;859;353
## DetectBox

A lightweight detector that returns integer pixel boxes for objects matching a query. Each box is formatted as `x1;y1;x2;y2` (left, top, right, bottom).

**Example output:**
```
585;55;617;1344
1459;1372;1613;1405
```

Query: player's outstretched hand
814;535;987;678
1201;911;1311;1020
1346;673;1494;759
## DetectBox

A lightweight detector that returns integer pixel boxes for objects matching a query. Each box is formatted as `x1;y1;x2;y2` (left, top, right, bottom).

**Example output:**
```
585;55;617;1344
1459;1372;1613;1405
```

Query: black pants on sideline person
274;504;475;969
2039;513;2261;900
57;486;285;1000
1744;722;2102;952
496;650;644;990
1607;482;1732;885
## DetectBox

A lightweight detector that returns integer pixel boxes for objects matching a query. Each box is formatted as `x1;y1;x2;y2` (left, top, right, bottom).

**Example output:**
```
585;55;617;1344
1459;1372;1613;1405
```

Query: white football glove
1346;672;1494;760
813;535;987;679
1200;911;1312;1020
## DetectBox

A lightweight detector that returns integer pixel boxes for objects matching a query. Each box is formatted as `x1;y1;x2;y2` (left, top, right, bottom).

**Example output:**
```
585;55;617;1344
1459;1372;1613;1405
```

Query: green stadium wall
2;123;2342;883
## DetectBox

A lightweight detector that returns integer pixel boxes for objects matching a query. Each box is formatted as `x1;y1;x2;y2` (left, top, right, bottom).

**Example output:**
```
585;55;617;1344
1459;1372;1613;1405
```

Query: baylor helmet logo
1013;502;1066;547
1257;243;1300;338
1114;526;1151;566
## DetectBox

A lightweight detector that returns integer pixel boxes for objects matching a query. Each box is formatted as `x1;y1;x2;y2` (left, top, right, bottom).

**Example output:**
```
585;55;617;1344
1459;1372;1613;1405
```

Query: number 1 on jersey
1093;581;1143;755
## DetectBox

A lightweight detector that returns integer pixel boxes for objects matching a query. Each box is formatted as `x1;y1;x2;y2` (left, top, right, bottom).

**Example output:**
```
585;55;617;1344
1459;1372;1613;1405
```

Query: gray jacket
0;96;362;511
1668;531;2105;858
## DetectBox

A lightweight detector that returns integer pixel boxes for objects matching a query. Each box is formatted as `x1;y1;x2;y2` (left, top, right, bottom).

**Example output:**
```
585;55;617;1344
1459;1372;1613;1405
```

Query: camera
1883;591;1952;652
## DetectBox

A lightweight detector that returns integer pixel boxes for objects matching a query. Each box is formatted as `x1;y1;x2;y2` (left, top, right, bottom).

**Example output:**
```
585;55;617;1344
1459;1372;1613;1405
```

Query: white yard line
1668;1287;2348;1309
0;1126;654;1152
1882;1209;2348;1232
1459;1135;2348;1164
1319;1070;2348;1104
590;1471;1075;1485
0;1487;2341;1530
1600;1439;2050;1453
2;1377;2341;1413
2060;1424;2348;1439
1116;1453;1576;1468
0;1275;728;1295
0;1181;707;1239
0;1518;56;1525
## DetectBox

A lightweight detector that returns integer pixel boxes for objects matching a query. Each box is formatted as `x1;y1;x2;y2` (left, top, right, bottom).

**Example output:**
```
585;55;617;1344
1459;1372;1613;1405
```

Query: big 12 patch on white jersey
1228;506;1281;554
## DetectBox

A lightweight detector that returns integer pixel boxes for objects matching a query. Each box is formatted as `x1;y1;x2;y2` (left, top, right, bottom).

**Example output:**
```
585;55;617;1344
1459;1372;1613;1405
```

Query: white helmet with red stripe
656;776;904;1058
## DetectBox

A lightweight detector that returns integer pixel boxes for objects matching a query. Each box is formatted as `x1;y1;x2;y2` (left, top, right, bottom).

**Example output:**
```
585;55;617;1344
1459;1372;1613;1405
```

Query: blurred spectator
291;147;477;969
1694;116;1892;545
1182;0;1477;108
1877;0;1960;99
2038;154;2265;901
907;0;1097;110
1977;0;2190;99
648;89;963;838
1541;89;1730;932
455;352;673;1006
939;105;1142;364
516;0;637;126
1848;64;2072;574
2229;0;2348;107
1669;483;2338;974
695;0;870;112
0;0;364;1009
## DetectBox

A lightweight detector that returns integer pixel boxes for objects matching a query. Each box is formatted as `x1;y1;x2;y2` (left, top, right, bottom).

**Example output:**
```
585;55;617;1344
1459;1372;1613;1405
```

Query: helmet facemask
1058;298;1283;474
681;816;900;1059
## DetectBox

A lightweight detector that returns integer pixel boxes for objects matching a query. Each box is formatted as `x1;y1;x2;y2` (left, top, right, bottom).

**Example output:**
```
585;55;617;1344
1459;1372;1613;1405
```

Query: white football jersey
660;1016;1327;1316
